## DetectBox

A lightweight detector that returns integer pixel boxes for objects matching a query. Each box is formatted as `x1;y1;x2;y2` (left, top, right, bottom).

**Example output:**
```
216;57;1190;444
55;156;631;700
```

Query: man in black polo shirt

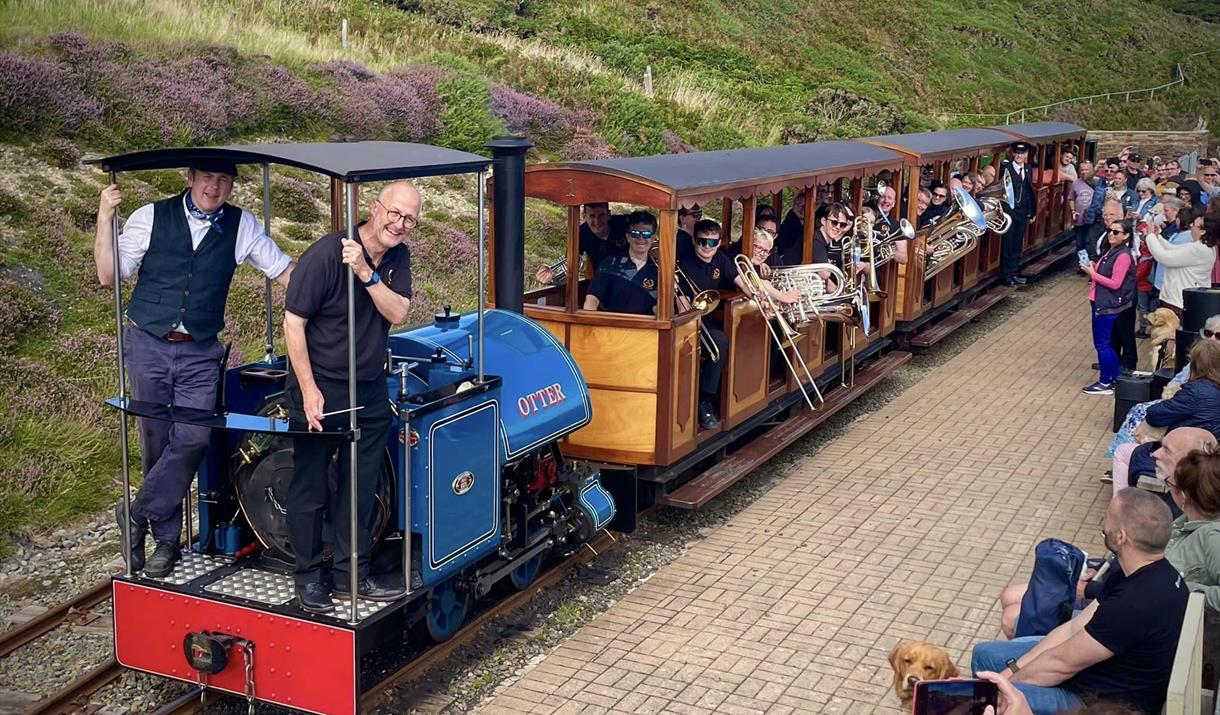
971;488;1188;714
283;181;417;612
679;219;798;430
583;210;658;316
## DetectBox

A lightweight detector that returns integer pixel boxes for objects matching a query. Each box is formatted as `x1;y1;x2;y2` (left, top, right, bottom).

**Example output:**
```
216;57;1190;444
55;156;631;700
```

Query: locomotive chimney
486;136;534;314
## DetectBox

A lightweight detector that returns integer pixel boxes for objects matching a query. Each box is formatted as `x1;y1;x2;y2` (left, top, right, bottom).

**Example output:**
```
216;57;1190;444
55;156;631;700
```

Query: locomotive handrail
104;397;337;438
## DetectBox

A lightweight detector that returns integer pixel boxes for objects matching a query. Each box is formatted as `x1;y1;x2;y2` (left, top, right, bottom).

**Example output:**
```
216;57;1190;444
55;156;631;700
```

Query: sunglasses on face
628;229;654;239
1108;228;1127;235
695;236;720;248
933;192;947;199
681;210;703;219
1202;328;1220;339
829;218;852;229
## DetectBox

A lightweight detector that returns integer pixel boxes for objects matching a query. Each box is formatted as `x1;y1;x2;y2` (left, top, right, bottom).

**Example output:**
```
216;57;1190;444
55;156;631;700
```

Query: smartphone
1077;249;1090;266
912;679;998;715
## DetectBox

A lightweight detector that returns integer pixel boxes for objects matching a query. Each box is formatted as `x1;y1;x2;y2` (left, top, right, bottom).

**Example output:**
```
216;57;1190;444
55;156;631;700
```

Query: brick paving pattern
481;274;1112;714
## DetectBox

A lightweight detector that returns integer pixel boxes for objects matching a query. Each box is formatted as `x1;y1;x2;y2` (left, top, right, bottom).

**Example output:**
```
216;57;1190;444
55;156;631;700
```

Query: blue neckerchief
184;192;224;232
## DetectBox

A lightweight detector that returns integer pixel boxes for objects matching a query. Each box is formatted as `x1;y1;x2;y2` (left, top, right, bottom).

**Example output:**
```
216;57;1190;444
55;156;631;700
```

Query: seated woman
1113;337;1220;495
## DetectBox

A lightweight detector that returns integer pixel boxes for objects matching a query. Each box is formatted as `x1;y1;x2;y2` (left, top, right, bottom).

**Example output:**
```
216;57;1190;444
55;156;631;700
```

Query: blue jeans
1091;305;1120;384
971;637;1086;715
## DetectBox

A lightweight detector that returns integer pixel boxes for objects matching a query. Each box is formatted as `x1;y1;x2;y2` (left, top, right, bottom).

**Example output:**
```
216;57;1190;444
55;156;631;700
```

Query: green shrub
436;72;505;154
691;121;747;152
0;185;28;222
270;176;320;223
34;138;81;169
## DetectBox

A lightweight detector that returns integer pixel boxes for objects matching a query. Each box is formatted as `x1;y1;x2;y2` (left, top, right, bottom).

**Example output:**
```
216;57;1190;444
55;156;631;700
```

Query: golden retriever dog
1145;307;1179;368
888;641;959;707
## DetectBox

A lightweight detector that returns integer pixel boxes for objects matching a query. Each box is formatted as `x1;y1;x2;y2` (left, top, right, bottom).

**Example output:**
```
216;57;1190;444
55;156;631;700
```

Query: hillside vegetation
0;0;1217;551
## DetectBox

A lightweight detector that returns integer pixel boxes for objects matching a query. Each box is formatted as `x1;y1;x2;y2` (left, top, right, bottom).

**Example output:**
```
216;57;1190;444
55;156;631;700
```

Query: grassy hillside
0;0;1217;552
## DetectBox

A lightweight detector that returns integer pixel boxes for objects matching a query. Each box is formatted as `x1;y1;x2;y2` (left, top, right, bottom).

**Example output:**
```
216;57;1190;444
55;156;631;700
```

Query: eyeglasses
628;229;654;239
680;209;703;219
695;236;720;248
932;192;948;199
829;218;852;229
1108;228;1128;235
375;199;419;229
1201;328;1220;339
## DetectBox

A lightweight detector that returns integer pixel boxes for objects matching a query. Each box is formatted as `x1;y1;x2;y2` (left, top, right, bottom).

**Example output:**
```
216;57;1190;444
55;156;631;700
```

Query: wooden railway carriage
493;142;911;509
990;122;1088;249
858;128;1018;317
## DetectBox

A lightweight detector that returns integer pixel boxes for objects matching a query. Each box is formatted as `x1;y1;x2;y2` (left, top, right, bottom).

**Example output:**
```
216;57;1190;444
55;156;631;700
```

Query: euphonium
976;170;1014;234
924;185;988;279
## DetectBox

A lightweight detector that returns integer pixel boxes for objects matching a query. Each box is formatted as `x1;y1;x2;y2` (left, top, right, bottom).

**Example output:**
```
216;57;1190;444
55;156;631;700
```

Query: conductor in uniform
1001;141;1038;286
95;161;294;577
283;181;417;613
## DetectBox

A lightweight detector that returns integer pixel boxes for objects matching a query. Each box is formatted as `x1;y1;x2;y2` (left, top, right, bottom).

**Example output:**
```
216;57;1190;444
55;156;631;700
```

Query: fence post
644;65;654;97
342;18;349;49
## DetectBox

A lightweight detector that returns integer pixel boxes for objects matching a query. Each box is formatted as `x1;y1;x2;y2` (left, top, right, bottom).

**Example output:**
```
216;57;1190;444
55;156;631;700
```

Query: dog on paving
888;641;959;708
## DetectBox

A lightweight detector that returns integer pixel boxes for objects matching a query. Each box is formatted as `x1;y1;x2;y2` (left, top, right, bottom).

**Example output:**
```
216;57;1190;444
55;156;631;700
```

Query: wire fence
935;50;1219;125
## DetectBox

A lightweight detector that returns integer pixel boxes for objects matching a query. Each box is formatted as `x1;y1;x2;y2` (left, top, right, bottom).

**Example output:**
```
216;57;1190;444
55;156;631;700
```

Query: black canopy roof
991;122;1087;142
858;128;1017;158
552;140;905;196
87;141;490;181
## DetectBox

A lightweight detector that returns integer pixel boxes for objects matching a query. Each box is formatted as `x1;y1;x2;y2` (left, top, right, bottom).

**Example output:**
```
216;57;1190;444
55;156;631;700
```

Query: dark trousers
1073;224;1096;260
126;325;224;543
286;378;392;587
1091;306;1120;385
1002;214;1028;280
1111;305;1138;371
699;322;729;400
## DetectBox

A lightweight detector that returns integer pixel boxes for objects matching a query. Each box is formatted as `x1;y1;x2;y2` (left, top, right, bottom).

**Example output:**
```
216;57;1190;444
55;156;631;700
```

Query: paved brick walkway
480;274;1114;715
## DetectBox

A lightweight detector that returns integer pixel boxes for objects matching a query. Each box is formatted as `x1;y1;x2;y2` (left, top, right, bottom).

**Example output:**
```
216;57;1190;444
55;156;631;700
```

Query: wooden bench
1164;592;1210;715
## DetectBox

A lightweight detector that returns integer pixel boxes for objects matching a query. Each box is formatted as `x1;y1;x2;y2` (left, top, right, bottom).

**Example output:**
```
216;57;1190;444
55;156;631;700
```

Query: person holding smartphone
1081;219;1136;395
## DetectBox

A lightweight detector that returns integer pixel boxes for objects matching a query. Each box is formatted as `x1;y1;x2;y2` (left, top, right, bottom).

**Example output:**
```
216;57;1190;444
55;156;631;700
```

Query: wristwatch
1005;658;1020;674
362;271;381;288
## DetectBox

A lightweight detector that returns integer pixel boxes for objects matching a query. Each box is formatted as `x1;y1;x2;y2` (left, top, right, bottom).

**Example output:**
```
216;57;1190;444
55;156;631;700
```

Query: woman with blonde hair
1134;177;1160;218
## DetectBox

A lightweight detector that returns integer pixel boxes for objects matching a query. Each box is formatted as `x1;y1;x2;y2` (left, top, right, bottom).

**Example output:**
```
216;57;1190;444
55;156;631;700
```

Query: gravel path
0;268;1070;713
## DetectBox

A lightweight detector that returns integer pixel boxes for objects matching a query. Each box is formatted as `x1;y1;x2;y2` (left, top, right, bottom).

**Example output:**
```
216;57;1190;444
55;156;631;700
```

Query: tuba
869;217;915;270
648;244;721;363
976;170;1014;234
923;185;988;279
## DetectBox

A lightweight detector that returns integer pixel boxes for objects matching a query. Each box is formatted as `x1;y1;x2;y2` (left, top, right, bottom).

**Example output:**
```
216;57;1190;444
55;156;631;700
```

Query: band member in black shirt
583;211;659;316
283;181;416;613
536;202;627;285
812;202;868;291
679;220;798;429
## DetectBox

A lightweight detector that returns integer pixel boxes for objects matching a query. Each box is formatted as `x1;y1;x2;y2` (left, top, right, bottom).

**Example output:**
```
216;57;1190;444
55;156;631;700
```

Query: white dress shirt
118;195;292;333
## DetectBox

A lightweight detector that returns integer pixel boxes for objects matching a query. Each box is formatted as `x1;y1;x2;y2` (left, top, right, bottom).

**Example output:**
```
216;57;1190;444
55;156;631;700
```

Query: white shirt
1144;232;1216;309
118;196;292;332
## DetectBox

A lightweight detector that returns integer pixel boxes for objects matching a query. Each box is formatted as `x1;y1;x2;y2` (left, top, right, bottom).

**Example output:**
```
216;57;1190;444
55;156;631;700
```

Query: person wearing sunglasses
1133;178;1160;219
582;210;660;317
678;219;799;430
922;180;950;228
677;204;703;243
812;202;865;290
1081;219;1136;395
1144;210;1218;314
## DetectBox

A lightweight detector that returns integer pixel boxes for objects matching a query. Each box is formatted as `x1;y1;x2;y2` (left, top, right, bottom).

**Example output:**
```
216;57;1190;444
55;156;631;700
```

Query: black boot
114;501;148;573
143;541;181;577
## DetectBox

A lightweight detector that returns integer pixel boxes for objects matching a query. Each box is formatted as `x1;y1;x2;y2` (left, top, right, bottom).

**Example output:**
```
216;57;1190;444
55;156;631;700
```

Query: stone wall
1088;130;1210;162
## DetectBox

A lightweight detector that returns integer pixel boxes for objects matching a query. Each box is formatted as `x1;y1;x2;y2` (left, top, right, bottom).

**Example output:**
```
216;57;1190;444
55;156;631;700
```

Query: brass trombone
648;244;721;363
734;253;824;410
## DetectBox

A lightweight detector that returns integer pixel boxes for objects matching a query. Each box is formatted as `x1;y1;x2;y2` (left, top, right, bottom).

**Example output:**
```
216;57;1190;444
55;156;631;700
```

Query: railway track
6;532;617;715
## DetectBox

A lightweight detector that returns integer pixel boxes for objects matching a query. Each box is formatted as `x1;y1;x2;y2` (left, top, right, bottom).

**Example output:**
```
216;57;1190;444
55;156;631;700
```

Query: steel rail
0;578;111;659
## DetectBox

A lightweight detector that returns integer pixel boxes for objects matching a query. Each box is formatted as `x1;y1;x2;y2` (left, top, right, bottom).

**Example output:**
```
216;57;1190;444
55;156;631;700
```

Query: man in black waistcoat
95;161;294;576
283;181;417;612
1001;142;1038;287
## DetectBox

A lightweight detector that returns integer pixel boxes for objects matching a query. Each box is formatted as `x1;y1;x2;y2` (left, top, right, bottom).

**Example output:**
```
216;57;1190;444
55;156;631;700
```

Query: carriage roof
87;141;490;182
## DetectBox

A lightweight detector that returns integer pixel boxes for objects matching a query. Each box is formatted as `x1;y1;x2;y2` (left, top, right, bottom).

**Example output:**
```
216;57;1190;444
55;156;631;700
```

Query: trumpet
538;256;583;285
648;244;721;363
734;254;824;410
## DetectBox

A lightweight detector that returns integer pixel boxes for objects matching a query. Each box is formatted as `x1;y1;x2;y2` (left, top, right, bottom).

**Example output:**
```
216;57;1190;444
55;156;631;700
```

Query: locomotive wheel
508;554;543;591
424;580;470;643
233;395;395;562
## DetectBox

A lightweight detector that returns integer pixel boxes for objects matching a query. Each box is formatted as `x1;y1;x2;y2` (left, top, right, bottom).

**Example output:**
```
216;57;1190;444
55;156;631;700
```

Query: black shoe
143;541;181;577
333;576;406;603
297;583;335;613
1120;367;1134;377
698;400;720;430
114;501;148;573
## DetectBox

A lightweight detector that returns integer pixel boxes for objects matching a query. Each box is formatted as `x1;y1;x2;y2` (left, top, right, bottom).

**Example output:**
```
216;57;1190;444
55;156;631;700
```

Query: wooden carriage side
855;128;1016;320
488;143;906;469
